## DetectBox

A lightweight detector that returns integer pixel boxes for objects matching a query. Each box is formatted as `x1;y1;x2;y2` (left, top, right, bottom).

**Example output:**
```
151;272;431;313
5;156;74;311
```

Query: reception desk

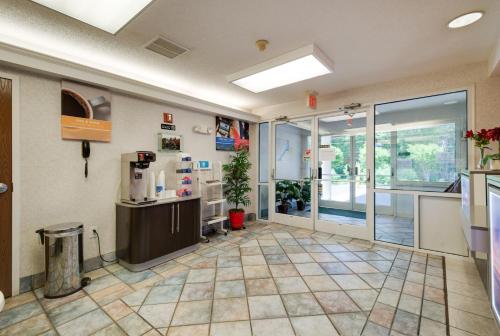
461;170;500;291
487;175;500;325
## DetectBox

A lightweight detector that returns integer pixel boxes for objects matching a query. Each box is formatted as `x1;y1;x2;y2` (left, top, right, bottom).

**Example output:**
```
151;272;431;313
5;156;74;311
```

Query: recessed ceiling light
448;11;483;29
228;45;333;93
443;100;458;105
30;0;154;34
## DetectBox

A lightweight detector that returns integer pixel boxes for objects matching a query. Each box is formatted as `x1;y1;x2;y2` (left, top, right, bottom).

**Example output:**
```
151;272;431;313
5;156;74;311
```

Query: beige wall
253;61;500;242
1;66;257;278
6;60;500;279
256;62;500;154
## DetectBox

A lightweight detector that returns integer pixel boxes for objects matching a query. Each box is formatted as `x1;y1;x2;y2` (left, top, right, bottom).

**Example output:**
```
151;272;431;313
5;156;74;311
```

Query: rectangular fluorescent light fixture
228;45;333;93
30;0;153;34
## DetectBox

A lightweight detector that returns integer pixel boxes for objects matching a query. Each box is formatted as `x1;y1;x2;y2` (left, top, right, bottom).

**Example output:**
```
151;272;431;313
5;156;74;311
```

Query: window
375;192;414;246
258;123;269;220
375;91;467;192
396;123;457;184
259;185;269;220
259;123;269;183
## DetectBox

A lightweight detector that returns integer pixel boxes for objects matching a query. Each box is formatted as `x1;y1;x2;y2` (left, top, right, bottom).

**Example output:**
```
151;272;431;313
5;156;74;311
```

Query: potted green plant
296;179;311;211
223;147;252;230
275;180;300;214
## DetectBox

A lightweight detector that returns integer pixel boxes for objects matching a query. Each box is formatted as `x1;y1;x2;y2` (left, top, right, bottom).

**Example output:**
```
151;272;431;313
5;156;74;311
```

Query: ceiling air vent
145;36;188;59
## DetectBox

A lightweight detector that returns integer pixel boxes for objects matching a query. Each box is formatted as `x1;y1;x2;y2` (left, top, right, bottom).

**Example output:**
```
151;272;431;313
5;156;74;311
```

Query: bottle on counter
156;170;165;199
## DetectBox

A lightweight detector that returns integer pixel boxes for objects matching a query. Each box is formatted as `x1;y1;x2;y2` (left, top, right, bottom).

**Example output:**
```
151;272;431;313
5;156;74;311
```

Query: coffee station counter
116;195;201;208
116;196;201;272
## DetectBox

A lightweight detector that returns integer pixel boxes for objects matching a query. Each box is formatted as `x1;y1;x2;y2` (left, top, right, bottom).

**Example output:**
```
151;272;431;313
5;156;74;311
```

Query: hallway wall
0;66;257;282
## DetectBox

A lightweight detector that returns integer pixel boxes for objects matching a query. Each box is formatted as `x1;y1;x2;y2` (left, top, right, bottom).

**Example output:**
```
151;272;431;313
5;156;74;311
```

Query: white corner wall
3;66;257;279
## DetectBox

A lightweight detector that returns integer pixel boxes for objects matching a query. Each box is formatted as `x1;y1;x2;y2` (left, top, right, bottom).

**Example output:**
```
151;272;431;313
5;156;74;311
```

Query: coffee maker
121;151;156;204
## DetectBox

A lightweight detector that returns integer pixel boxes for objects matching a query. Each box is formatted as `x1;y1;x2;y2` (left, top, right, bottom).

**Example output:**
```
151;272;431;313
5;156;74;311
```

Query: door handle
366;169;371;183
171;204;175;234
177;203;180;232
0;183;8;194
316;167;322;180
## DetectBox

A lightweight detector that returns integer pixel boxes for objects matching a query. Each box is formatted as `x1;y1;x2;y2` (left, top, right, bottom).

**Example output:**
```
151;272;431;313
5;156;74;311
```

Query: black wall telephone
82;140;90;178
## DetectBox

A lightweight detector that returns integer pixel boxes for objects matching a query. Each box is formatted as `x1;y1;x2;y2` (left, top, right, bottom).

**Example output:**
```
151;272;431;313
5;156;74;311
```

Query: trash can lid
43;222;84;235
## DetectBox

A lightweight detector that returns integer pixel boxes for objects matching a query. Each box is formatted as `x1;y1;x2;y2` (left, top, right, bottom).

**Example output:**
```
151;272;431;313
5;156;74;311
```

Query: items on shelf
194;161;227;242
175;153;194;198
195;160;212;170
124;151;198;202
148;171;156;199
148;168;177;200
179;153;192;161
176;188;192;197
180;176;192;184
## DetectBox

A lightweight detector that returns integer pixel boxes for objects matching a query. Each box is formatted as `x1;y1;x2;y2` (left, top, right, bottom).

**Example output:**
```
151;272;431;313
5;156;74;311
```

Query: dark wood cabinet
177;199;200;250
116;197;201;271
148;203;175;259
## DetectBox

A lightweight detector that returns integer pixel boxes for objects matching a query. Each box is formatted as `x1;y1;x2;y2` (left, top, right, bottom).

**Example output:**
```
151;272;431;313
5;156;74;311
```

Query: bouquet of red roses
485;127;500;161
465;129;491;149
466;127;500;168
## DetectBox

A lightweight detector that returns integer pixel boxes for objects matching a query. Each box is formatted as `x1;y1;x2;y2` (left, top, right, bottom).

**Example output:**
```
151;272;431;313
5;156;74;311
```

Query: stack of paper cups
149;171;156;199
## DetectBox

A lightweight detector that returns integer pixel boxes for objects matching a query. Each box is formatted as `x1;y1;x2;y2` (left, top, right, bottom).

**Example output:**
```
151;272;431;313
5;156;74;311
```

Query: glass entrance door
271;118;314;230
315;113;371;239
322;134;366;212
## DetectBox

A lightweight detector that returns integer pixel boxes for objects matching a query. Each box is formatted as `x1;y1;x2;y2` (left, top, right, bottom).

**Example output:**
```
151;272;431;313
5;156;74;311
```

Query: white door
271;118;315;230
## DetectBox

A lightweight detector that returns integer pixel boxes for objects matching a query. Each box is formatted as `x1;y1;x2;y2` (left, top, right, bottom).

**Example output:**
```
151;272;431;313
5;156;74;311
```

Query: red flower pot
229;210;245;230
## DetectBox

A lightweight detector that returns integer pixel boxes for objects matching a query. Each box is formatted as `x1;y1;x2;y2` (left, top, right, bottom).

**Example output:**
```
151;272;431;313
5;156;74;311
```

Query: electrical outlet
88;226;97;239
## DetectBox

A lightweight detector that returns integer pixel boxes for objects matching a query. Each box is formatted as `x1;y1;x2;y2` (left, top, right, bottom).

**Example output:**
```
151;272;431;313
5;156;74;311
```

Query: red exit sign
308;94;317;109
163;113;173;124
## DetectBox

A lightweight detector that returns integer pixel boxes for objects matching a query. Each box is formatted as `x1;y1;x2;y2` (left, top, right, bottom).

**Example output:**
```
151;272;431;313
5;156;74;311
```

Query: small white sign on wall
319;147;336;161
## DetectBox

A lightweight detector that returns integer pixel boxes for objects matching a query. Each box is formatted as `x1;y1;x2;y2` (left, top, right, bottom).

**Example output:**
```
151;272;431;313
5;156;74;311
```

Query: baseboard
472;251;489;293
18;213;257;294
119;245;198;272
19;251;117;294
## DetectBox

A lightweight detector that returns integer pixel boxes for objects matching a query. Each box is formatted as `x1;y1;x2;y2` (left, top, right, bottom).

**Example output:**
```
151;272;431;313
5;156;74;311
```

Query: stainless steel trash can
36;222;90;298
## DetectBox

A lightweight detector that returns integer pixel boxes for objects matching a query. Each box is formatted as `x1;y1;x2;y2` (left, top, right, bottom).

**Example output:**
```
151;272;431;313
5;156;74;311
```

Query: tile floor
0;222;498;336
374;215;414;247
287;206;414;247
318;213;366;226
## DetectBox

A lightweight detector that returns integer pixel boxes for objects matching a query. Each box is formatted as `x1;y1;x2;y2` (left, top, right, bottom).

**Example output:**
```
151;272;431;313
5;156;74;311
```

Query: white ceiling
122;0;500;110
2;0;500;113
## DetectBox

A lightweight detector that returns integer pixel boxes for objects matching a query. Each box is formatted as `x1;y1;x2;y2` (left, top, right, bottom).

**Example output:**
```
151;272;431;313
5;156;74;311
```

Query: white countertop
116;195;201;208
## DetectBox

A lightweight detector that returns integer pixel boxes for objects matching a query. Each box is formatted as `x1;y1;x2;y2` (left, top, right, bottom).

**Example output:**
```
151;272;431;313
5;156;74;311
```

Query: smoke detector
256;40;269;51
